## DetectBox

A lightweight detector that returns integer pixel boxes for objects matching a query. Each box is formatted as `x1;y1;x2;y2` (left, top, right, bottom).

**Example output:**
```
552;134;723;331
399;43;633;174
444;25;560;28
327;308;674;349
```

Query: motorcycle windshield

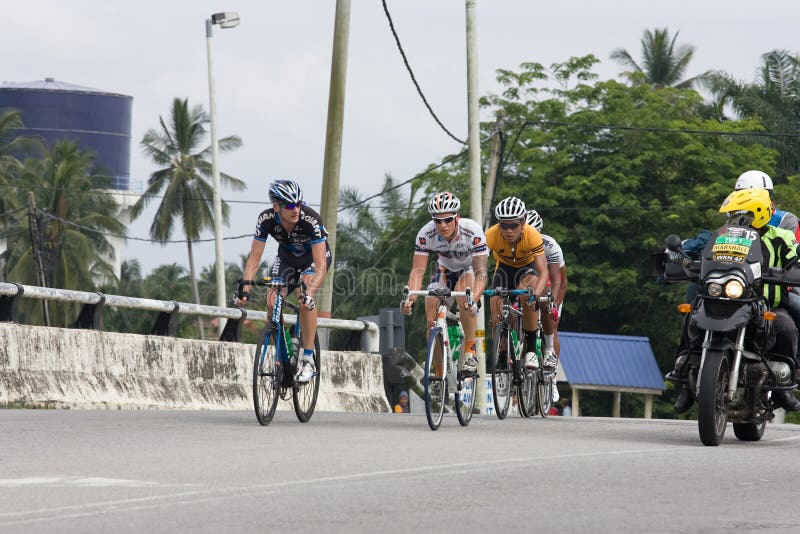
700;225;763;282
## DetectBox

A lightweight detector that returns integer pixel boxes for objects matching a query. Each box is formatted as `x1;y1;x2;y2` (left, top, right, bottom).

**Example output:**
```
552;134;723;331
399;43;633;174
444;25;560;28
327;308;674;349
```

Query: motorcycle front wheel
697;349;730;446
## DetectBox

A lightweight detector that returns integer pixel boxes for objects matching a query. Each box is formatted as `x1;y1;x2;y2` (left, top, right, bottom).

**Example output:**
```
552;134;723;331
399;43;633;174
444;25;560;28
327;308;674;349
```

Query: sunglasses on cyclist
499;221;521;230
280;202;301;210
433;216;455;225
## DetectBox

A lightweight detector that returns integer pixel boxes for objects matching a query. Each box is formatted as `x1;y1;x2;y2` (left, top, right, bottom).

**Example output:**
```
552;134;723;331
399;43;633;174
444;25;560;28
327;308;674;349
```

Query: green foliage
2;140;124;326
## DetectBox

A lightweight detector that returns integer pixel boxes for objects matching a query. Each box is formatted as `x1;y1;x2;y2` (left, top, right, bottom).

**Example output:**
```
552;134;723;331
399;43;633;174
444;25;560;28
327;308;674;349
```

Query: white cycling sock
544;334;555;351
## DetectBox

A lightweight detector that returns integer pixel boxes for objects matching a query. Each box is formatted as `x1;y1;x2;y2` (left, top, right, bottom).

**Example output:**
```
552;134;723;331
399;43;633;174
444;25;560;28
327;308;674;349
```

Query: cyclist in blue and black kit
236;179;331;383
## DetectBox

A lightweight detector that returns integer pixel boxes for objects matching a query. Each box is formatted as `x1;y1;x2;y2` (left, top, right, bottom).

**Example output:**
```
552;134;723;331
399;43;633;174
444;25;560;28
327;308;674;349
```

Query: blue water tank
0;78;133;190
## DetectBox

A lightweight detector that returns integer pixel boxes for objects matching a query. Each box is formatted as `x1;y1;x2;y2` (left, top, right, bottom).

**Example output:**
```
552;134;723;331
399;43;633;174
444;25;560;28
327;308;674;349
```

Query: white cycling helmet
525;209;543;231
495;196;526;221
428;191;461;215
734;170;773;191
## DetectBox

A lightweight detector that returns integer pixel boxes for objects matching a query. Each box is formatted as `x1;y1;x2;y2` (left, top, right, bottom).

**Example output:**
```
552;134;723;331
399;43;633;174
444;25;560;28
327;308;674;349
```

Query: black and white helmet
268;179;303;204
428;191;461;215
495;196;526;221
525;209;543;231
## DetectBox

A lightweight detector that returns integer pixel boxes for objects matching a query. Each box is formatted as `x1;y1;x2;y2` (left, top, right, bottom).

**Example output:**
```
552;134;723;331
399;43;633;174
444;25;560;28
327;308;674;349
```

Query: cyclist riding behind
235;179;331;383
525;209;568;357
400;191;489;373
485;197;550;370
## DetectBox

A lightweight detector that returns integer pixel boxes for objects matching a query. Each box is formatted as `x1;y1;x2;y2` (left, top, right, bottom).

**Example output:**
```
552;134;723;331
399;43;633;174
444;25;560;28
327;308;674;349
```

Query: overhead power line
338;147;470;212
382;0;466;145
38;210;252;244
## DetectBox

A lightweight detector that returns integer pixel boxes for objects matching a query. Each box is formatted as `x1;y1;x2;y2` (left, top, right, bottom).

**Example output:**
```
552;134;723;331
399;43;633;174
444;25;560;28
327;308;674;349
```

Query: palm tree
131;97;245;339
611;28;708;88
3;140;124;325
703;50;800;177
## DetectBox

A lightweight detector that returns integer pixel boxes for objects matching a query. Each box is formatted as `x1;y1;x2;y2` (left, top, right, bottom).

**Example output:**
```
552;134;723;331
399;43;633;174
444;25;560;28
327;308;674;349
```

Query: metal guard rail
0;282;379;352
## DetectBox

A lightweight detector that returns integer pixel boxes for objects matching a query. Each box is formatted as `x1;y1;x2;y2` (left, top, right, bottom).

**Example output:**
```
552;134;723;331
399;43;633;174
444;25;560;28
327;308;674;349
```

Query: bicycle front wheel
491;324;513;420
424;327;447;430
293;332;321;423
537;370;555;418
253;326;281;426
518;365;537;418
455;369;477;427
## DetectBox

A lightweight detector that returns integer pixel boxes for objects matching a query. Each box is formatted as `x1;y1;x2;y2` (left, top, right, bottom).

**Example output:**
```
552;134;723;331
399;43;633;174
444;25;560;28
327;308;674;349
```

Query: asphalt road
2;409;800;533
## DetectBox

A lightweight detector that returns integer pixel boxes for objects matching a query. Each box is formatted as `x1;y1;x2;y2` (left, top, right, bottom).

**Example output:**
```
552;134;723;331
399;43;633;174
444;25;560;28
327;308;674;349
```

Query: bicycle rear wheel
292;332;321;423
253;326;281;426
492;324;513;420
455;370;477;426
518;365;537;418
424;327;447;430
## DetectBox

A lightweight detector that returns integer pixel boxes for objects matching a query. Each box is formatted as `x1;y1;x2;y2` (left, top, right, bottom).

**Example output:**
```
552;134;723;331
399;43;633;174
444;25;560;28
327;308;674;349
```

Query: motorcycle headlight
707;282;723;297
725;279;744;299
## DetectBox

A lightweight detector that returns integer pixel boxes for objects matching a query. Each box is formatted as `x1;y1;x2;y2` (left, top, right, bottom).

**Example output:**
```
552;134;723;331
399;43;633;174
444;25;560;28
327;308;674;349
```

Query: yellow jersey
485;223;544;268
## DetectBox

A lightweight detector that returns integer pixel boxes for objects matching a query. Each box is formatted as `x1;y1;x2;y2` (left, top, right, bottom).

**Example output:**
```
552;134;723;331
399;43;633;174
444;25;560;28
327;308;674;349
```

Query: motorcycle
659;225;800;446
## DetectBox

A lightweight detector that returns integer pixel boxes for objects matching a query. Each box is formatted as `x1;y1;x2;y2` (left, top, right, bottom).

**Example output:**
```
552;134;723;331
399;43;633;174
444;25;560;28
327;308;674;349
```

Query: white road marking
0;446;687;526
0;477;159;488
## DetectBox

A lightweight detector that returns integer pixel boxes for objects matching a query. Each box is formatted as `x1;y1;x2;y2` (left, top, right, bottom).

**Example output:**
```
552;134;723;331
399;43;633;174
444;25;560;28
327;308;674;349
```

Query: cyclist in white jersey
526;209;568;392
401;192;489;373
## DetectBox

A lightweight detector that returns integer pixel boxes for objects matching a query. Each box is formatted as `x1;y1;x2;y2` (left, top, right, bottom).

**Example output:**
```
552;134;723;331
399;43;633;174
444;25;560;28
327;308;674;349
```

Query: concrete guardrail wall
0;323;389;413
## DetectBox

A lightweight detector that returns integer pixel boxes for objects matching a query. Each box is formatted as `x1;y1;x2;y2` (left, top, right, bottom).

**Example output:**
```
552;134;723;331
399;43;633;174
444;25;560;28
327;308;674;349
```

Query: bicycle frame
403;286;476;429
404;288;470;390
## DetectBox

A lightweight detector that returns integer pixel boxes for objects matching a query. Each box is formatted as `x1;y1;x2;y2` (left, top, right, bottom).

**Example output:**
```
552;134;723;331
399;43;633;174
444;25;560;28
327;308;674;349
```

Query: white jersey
542;234;565;267
414;217;489;272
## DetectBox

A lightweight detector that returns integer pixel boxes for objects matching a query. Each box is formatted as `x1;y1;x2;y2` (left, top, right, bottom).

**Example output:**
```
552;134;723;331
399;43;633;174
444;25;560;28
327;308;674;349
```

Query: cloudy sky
4;1;797;275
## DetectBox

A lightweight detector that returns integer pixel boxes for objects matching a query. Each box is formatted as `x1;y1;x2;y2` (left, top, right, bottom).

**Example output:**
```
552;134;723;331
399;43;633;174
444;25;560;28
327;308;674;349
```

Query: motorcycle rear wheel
733;419;766;441
697;349;730;446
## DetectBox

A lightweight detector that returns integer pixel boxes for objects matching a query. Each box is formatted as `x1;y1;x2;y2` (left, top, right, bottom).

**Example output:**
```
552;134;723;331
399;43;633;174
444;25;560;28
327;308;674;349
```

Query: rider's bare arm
304;241;328;299
532;253;548;297
472;253;488;301
547;262;562;307
239;238;266;304
557;265;568;307
405;254;428;302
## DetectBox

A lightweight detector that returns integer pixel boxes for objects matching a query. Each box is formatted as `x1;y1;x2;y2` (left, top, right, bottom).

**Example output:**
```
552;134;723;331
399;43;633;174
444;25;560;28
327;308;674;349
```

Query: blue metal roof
558;332;665;391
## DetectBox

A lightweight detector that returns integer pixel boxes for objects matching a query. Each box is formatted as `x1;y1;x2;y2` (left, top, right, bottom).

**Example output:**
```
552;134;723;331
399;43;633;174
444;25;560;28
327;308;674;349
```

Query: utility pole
482;113;505;230
27;192;50;326
318;0;352;342
465;0;487;412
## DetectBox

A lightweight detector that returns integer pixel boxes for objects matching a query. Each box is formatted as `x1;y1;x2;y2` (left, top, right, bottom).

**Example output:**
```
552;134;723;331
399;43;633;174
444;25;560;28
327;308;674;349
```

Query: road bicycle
402;286;477;431
485;289;553;419
236;278;320;426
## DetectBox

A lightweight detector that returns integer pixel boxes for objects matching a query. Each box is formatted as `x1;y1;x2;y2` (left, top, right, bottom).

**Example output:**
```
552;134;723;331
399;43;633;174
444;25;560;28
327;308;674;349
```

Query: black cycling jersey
254;206;328;256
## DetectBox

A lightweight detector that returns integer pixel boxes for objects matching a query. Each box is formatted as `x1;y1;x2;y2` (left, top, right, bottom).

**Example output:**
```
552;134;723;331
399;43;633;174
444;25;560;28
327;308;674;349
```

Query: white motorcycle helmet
734;170;773;192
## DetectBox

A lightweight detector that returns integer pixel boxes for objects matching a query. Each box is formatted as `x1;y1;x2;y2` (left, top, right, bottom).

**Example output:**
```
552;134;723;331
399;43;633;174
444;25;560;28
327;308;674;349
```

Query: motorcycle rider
734;170;800;339
674;188;800;412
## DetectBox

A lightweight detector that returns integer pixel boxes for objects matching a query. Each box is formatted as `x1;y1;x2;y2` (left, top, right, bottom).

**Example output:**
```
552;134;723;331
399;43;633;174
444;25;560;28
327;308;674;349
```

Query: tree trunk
187;239;205;340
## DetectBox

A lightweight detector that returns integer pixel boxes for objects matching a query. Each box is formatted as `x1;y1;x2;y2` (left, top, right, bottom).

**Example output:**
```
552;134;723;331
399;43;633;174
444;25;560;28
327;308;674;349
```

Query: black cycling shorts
491;261;537;290
270;244;332;293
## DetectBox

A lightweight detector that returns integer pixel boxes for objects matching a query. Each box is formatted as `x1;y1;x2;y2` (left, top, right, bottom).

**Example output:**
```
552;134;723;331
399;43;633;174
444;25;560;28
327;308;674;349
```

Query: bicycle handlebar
401;285;474;306
234;277;307;306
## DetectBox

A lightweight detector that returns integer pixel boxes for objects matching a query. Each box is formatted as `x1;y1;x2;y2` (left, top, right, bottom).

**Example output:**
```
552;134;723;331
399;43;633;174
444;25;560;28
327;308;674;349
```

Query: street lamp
206;11;239;333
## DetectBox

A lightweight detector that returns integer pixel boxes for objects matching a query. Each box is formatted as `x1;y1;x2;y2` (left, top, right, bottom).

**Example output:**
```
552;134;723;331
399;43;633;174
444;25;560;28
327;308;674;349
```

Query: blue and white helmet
268;179;303;204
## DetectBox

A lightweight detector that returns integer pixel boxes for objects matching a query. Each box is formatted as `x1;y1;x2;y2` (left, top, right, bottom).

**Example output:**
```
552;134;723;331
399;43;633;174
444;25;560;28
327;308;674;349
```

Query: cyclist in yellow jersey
485;197;551;370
